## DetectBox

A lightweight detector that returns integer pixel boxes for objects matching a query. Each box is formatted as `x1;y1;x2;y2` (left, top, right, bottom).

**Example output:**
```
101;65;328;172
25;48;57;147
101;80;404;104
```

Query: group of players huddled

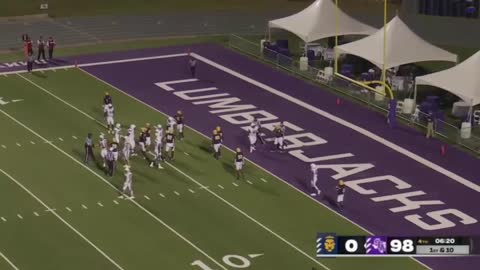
84;92;346;207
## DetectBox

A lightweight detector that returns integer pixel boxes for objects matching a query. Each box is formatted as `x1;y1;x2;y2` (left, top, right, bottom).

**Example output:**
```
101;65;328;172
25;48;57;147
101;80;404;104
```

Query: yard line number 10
191;254;252;269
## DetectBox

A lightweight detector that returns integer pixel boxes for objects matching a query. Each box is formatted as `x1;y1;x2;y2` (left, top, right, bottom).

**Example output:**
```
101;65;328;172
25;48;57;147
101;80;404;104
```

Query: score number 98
388;238;415;254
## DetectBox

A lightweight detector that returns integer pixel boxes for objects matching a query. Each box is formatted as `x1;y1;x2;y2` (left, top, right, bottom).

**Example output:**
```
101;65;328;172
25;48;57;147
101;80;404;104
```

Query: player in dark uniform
103;92;112;106
273;125;284;152
212;129;222;160
145;123;152;148
164;130;176;160
84;133;95;165
175;110;185;140
138;128;150;163
234;147;245;180
106;147;115;177
336;180;346;209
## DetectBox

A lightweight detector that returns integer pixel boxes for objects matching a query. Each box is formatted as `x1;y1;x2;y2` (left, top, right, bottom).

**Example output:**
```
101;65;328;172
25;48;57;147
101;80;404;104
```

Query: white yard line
65;207;72;212
0;53;188;76
0;251;19;270
72;135;78;140
260;178;268;183
15;143;21;147
143;195;151;200
1;145;6;149
1;217;6;222
0;108;227;270
232;182;239;187
217;185;224;189
0;168;125;270
17;214;23;220
58;137;64;142
33;212;39;216
246;180;253;185
188;189;195;194
158;193;165;198
97;202;104;207
192;52;479;194
174;191;180;196
81;65;431;270
30;141;35;145
81;204;88;210
113;200;119;205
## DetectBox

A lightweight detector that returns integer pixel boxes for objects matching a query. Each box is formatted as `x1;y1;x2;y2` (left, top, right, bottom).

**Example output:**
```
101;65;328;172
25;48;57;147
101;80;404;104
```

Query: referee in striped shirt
84;133;95;165
106;147;115;177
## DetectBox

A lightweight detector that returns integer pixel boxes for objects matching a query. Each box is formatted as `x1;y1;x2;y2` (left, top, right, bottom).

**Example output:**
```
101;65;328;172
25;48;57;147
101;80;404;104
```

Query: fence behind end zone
228;34;480;156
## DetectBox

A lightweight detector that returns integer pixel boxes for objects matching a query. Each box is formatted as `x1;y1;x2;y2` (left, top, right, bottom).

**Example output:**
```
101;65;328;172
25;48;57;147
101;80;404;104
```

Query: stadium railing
228;34;480;155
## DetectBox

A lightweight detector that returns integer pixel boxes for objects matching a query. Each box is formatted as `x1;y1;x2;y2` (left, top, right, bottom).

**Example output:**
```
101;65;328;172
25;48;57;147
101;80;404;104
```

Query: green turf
0;66;428;269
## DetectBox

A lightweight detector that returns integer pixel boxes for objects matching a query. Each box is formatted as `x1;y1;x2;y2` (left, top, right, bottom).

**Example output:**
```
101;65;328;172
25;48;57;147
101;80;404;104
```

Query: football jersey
124;171;132;184
175;114;184;124
235;152;244;163
336;185;346;195
106;107;114;117
165;133;175;143
212;134;222;144
100;138;107;149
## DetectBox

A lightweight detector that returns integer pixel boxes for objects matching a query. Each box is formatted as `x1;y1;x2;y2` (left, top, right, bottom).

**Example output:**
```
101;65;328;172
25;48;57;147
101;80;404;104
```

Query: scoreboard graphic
316;233;475;257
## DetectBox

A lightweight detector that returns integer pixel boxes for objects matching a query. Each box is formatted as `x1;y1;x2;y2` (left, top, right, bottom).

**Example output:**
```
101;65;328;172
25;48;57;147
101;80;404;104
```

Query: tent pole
268;27;271;42
334;0;339;72
382;0;388;98
413;82;417;105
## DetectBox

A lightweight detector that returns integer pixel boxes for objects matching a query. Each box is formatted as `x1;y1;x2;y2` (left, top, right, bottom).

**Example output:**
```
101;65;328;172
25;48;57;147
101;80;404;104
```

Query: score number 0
390;239;415;253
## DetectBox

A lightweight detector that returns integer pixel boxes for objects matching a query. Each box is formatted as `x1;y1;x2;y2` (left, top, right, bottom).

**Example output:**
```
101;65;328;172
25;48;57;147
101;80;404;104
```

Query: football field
0;44;478;270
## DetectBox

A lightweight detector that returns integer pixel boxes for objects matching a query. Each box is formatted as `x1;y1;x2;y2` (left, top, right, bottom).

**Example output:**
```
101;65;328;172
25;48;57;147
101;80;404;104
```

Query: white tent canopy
335;16;458;69
268;0;376;43
416;50;480;106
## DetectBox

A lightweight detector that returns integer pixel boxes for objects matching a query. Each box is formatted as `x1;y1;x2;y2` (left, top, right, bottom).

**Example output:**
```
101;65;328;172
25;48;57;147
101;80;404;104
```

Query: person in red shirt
21;33;30;57
26;38;33;55
47;37;56;59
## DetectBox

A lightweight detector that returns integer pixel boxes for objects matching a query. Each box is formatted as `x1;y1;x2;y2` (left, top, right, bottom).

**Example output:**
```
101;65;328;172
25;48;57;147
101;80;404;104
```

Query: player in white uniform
247;123;258;153
105;104;115;134
310;163;321;196
150;124;164;169
127;124;137;156
122;136;131;165
167;117;176;130
119;165;134;199
113;123;121;143
99;134;108;168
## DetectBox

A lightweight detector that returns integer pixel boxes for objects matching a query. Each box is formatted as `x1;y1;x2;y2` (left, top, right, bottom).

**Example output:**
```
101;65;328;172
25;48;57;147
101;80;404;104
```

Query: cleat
149;163;153;168
158;164;163;169
310;193;317;197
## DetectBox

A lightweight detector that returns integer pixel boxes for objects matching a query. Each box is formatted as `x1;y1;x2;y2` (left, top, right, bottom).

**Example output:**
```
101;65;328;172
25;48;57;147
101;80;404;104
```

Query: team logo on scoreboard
365;236;387;254
316;233;338;256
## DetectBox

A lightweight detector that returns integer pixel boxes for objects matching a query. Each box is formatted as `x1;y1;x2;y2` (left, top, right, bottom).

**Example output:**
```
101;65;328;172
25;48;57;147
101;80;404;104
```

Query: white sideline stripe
81;65;431;270
159;193;165;198
0;168;125;270
0;53;188;76
0;109;227;270
165;161;331;270
174;191;180;196
17;214;23;220
232;182;239;187
33;212;39;216
82;204;88;210
191;52;479;194
260;178;268;183
0;251;19;270
218;185;224;189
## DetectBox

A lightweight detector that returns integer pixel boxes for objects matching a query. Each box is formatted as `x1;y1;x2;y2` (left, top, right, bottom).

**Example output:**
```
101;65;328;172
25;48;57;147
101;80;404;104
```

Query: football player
310;164;321;196
145;123;152;148
273;124;285;152
113;123;121;143
150;125;164;169
336;180;346;209
104;103;115;134
103;92;112;107
247;122;258;153
99;133;108;168
119;165;134;199
252;117;265;144
234;147;245;180
122;136;131;165
212;129;222;160
164;128;176;161
138;128;150;162
127;124;137;156
166;116;176;130
175;110;185;140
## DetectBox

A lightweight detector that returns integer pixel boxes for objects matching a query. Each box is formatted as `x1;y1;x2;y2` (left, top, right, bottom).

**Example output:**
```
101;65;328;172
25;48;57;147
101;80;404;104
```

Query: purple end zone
4;44;477;269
